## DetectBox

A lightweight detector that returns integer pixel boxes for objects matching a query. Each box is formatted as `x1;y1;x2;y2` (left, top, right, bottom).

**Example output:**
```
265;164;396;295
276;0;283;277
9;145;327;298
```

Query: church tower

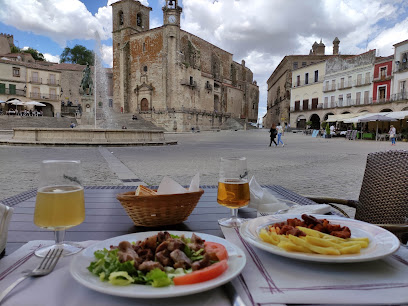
111;0;152;113
163;0;182;27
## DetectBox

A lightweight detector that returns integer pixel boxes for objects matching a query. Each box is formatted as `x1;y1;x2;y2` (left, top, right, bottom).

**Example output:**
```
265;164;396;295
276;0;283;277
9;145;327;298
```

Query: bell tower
111;0;152;113
163;0;182;27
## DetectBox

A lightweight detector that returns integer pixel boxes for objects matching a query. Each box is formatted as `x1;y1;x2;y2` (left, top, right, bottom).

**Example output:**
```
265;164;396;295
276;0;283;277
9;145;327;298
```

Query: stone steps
98;112;164;130
0;116;77;130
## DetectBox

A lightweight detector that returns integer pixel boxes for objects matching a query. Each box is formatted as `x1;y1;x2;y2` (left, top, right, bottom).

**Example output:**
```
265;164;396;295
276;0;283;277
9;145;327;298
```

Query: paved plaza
1;130;407;203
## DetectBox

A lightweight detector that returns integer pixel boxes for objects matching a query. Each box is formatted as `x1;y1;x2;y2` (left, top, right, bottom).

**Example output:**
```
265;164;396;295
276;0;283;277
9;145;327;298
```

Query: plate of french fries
239;214;400;263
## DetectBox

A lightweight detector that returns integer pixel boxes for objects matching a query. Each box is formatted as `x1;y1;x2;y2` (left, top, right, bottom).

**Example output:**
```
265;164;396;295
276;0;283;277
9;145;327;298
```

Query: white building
290;61;325;129
392;39;408;100
323;50;375;110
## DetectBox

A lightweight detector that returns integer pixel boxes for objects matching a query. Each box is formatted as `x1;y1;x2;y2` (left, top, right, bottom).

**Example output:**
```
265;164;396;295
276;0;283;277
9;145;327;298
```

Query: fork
0;248;63;303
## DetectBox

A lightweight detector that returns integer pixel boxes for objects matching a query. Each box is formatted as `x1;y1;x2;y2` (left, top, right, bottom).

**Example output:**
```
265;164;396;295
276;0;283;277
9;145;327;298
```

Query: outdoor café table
1;186;407;305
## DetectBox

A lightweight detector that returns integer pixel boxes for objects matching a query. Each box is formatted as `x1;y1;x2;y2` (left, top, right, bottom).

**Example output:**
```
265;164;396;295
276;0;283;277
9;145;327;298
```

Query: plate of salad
70;231;246;298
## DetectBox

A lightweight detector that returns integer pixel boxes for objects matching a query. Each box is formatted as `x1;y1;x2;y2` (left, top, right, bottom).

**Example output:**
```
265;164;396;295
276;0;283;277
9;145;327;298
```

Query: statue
80;63;93;95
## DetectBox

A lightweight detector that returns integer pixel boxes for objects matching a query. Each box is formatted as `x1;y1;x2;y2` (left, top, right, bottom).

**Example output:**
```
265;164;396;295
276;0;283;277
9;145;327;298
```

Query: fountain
5;33;176;146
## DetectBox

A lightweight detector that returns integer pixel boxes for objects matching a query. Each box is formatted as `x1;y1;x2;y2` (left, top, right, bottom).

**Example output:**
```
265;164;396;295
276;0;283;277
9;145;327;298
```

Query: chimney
333;37;340;55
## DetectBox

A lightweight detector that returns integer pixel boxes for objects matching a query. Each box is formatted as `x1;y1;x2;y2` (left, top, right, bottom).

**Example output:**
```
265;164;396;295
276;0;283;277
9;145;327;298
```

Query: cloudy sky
1;0;407;120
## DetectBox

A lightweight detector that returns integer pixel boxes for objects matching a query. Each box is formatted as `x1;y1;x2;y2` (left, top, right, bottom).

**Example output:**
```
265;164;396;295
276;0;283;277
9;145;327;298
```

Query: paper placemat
0;240;230;306
222;226;408;305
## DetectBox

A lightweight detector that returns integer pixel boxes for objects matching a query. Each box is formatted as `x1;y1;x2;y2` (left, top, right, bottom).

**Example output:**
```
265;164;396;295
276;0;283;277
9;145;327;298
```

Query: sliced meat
138;261;164;272
170;249;192;269
156;249;173;267
137;248;154;261
167;238;185;251
191;253;211;271
157;231;171;243
156;241;169;253
188;242;204;252
302;214;322;226
191;233;205;244
140;235;157;250
117;240;140;263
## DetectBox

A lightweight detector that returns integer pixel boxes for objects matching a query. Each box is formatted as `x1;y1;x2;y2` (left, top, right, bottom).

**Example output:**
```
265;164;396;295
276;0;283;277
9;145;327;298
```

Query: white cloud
43;53;60;63
100;44;113;68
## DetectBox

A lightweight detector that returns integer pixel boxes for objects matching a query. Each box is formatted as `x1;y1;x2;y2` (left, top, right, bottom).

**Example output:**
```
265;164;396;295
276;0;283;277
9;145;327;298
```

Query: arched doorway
310;114;320;129
296;115;306;129
341;111;351;114
140;98;149;111
42;103;54;117
380;108;392;112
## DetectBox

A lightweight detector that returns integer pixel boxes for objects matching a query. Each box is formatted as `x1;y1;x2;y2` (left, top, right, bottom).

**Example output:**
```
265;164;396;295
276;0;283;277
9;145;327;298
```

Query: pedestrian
276;122;285;147
70;122;76;128
269;124;278;147
389;125;396;146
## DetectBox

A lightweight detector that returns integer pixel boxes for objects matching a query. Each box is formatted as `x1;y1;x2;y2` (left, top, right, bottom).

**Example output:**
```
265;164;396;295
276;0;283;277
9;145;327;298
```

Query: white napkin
157;174;200;194
0;203;13;254
248;176;290;213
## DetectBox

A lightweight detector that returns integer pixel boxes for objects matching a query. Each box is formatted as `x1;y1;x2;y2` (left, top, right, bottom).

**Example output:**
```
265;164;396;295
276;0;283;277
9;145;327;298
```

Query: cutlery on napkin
0;203;13;255
248;177;331;215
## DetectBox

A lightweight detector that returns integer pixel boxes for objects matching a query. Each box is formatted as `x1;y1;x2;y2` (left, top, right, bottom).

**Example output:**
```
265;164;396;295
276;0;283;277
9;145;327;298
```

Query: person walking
389;125;396;146
276;122;285;147
269;124;278;147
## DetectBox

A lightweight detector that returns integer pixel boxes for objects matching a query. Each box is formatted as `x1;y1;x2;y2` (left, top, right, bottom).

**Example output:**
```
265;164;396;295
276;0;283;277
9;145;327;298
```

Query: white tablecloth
0;241;230;306
223;226;408;305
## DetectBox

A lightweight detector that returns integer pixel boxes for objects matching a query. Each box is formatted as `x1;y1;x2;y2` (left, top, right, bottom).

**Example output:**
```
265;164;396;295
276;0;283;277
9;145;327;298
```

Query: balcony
354;79;371;87
41;93;59;101
0;88;26;96
47;79;59;86
323;84;336;92
30;77;42;84
373;75;392;82
30;92;41;99
390;92;408;101
395;62;408;73
337;81;353;90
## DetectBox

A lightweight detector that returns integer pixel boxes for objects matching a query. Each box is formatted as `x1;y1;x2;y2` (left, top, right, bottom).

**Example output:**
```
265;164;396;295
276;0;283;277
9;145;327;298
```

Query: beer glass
217;157;250;227
34;160;85;257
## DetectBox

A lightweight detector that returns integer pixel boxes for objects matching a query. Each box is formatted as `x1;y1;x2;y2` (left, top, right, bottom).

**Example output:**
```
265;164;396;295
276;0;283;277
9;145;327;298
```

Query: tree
23;47;45;61
60;45;94;65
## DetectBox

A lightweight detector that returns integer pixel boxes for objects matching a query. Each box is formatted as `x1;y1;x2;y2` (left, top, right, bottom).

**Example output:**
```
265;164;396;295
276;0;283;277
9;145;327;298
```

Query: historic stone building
111;0;259;131
265;38;341;128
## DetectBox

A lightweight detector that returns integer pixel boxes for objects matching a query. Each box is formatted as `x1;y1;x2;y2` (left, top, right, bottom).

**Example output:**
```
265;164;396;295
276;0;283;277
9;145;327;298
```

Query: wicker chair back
356;150;408;225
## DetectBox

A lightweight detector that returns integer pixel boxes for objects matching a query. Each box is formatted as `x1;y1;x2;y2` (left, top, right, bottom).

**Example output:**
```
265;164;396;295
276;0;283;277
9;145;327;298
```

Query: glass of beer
34;160;85;257
217;157;250;227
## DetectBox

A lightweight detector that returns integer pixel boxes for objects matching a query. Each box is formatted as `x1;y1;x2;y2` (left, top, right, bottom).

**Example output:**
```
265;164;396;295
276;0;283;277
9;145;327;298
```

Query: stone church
111;0;259;131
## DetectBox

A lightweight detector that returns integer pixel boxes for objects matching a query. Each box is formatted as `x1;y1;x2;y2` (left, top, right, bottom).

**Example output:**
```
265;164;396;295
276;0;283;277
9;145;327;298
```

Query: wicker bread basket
116;189;204;227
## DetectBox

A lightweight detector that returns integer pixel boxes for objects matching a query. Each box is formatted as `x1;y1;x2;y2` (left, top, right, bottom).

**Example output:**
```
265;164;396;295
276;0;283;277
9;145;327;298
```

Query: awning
326;113;361;122
384;111;408;120
343;113;383;123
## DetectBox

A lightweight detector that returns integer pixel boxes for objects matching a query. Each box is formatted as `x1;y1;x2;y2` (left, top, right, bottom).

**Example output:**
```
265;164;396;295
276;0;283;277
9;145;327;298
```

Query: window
143;43;146;52
356;92;361;105
340;77;344;88
364;91;369;104
347;76;352;87
365;72;370;84
338;94;343;107
379;86;386;100
346;93;351;105
137;13;142;27
331;79;335;90
294;100;300;111
302;99;308;110
143;66;148;72
302;62;307;67
13;67;20;77
357;74;362;86
49;74;56;85
190;76;193;85
119;11;124;25
325;80;329;90
293;62;298;69
0;83;5;94
109;99;113;107
314;70;318;82
296;75;300;86
305;73;309;85
32;72;39;83
311;98;318;109
400;80;406;93
331;96;335;108
50;88;56;99
9;84;16;94
380;67;386;78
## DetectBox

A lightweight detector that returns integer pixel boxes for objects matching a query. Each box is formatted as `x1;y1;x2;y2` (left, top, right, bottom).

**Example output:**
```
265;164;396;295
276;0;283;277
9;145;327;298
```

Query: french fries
135;185;157;196
259;226;369;255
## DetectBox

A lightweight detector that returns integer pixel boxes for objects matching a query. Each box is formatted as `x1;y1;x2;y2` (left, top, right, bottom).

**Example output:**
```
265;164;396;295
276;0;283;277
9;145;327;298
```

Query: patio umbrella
359;114;395;141
6;99;26;106
26;101;46;107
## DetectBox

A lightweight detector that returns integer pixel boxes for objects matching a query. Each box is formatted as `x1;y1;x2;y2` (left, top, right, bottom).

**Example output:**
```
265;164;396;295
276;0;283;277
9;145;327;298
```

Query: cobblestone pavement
1;130;407;203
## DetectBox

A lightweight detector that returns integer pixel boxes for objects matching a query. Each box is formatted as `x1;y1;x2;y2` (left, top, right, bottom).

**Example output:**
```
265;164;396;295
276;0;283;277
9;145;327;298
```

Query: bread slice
135;185;157;196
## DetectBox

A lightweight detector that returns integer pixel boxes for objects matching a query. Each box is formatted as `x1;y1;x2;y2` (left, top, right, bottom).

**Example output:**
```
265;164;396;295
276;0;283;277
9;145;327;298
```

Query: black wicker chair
307;150;408;243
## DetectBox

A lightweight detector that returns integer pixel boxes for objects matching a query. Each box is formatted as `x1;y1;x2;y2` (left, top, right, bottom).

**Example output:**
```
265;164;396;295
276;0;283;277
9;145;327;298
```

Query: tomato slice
204;241;229;261
173;259;228;286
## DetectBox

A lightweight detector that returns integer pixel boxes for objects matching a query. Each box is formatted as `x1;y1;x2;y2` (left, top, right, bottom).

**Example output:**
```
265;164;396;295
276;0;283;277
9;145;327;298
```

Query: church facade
111;0;259;131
